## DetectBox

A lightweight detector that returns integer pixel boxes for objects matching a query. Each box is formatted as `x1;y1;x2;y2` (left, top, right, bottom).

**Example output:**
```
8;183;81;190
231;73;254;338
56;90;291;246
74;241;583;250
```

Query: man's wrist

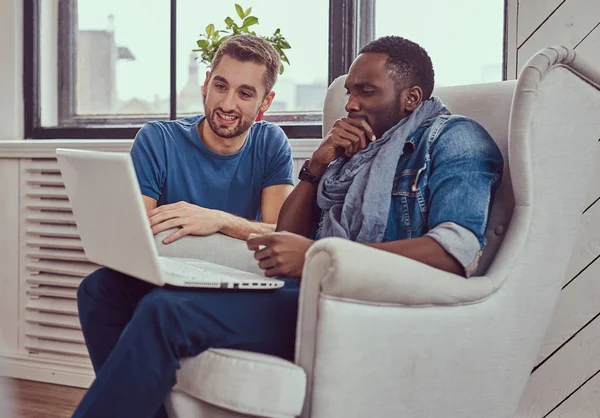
213;209;229;231
299;159;325;185
307;158;327;177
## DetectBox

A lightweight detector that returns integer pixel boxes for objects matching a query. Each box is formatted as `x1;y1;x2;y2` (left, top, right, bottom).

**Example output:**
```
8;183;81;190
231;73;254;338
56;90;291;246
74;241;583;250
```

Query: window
376;0;505;87
75;0;171;117
24;0;506;139
176;0;329;118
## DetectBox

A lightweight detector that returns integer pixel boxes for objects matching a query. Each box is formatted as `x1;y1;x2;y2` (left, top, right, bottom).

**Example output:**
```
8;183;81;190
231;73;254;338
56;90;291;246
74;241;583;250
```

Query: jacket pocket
391;169;428;236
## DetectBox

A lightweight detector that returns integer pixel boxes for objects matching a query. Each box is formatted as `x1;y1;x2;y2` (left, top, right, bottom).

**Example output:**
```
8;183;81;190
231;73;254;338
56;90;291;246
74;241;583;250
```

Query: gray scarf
317;97;450;242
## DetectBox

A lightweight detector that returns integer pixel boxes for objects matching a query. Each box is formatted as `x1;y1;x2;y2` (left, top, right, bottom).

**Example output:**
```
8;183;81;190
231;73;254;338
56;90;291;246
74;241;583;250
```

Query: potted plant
194;4;292;75
194;5;292;120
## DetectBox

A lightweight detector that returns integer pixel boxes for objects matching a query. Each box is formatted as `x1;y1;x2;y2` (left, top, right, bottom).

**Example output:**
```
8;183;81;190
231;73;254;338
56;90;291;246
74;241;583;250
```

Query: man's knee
77;268;114;326
77;267;116;306
77;267;138;325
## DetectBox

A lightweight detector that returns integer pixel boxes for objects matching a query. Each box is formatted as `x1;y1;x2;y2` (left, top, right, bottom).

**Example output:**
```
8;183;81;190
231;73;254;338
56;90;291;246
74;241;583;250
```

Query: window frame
23;0;506;140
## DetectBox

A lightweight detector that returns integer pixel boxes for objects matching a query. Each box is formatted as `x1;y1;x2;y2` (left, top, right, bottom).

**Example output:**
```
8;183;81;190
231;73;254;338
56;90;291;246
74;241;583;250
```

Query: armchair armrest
296;238;511;418
303;237;496;306
154;229;262;275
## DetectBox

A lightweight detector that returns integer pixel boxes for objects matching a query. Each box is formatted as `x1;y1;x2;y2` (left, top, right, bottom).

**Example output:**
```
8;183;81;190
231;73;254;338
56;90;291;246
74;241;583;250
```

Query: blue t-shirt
130;115;294;220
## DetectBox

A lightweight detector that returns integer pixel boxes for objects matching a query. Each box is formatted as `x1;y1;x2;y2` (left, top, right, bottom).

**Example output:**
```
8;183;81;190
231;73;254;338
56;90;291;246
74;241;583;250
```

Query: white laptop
55;148;284;290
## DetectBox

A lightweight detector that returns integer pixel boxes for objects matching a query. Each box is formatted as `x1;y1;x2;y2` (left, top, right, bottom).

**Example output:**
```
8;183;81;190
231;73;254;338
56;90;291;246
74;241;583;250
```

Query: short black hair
360;36;435;100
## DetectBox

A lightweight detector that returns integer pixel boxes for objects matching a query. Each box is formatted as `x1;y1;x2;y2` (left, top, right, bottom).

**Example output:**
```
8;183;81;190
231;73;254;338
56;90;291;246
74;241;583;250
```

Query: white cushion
154;229;263;275
166;391;256;418
173;349;306;418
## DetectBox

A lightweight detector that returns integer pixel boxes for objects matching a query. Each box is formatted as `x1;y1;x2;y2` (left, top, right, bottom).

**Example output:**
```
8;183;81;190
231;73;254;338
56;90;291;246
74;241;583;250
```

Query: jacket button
495;226;505;236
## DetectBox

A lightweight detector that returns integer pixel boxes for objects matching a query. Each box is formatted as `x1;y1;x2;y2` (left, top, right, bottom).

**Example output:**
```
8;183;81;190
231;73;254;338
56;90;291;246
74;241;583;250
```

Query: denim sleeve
262;124;294;189
129;122;167;200
427;118;504;271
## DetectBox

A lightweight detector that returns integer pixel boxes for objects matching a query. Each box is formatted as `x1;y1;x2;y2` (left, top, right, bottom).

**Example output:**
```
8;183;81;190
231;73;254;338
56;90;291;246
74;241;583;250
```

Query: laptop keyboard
157;257;233;283
155;256;282;289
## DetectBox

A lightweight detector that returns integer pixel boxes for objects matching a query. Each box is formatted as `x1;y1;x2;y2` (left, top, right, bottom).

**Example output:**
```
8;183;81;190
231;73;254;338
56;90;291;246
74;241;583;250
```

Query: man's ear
202;71;211;97
405;86;424;112
260;91;276;113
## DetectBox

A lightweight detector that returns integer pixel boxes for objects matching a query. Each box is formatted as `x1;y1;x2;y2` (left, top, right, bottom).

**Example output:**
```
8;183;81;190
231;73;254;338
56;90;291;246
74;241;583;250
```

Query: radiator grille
20;158;98;364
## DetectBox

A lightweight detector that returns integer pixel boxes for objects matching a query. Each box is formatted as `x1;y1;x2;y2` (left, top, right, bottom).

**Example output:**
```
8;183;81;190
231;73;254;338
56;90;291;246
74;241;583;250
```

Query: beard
348;98;404;139
204;105;256;139
372;98;404;139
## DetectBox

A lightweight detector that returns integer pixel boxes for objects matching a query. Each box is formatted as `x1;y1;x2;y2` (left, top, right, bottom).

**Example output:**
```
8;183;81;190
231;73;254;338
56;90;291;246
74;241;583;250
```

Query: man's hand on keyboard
148;201;224;244
247;232;314;278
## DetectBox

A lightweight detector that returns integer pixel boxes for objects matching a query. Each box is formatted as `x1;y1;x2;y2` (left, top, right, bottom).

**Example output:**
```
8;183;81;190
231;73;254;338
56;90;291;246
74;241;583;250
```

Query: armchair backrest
322;77;516;275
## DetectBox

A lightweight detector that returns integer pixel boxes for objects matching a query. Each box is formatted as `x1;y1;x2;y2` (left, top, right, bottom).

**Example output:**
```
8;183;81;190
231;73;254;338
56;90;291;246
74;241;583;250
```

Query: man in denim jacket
248;36;504;278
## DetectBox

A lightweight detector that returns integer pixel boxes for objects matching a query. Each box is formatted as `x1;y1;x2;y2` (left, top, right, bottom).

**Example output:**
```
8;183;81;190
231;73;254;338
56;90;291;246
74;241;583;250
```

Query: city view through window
69;0;503;120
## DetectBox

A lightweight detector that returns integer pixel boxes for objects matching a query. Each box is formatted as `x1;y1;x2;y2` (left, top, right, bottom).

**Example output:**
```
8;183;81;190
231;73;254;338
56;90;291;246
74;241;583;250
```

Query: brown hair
211;34;280;95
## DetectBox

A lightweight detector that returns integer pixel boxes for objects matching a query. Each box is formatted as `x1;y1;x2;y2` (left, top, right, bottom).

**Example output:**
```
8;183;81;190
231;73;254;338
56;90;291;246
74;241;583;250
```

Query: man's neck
198;119;250;155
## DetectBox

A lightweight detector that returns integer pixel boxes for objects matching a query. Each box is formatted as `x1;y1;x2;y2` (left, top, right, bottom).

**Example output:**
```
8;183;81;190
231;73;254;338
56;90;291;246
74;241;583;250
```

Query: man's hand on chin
247;232;314;278
147;201;223;244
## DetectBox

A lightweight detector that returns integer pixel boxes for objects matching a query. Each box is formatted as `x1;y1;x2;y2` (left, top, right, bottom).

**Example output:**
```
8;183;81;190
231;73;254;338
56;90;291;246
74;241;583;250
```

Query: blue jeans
72;267;300;418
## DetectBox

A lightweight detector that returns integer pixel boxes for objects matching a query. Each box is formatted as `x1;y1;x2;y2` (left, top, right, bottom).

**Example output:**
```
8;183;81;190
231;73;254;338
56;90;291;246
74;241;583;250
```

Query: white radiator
19;158;98;366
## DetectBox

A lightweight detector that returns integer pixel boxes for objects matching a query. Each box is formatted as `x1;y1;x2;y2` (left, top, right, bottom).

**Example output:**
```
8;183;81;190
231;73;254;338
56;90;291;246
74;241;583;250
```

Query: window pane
376;0;504;87
76;0;170;116
176;0;329;118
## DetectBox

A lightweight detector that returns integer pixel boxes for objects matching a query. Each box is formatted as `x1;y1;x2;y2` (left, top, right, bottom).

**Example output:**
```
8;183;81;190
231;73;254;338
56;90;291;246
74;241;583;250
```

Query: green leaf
235;4;245;19
242;16;259;28
211;41;222;53
192;6;292;74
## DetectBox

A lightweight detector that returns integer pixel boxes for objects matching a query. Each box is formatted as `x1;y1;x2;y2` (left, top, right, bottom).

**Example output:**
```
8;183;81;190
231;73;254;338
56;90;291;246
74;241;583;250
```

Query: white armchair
162;46;600;418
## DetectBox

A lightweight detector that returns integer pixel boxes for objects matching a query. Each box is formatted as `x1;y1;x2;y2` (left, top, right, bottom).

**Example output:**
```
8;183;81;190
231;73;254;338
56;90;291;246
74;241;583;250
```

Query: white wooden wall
509;1;600;416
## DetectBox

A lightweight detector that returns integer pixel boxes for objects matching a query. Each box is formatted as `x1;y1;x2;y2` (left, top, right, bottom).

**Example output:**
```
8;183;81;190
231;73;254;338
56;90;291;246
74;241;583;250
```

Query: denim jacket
315;114;503;275
382;114;504;274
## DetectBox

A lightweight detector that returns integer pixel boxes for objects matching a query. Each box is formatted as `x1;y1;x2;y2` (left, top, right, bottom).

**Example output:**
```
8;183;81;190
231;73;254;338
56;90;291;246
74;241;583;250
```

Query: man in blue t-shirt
131;51;294;244
72;35;298;418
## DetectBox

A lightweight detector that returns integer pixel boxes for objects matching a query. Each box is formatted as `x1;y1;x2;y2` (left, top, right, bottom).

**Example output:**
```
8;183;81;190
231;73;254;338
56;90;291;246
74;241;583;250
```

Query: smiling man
72;35;298;418
134;35;294;244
